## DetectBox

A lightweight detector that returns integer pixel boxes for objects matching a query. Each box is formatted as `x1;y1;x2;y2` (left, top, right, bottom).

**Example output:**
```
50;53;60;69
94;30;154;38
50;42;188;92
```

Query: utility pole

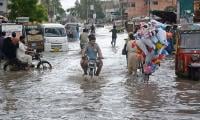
86;0;88;23
127;0;128;19
149;0;151;19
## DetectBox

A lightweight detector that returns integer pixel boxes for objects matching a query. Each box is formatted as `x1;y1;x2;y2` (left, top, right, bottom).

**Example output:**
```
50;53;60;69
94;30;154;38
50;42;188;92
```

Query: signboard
1;24;23;37
180;0;194;17
90;5;94;10
179;0;194;23
93;13;96;19
16;17;29;23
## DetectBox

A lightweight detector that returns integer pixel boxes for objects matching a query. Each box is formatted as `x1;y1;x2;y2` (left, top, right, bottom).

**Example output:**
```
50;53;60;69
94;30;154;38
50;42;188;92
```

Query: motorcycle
90;29;95;35
3;50;52;71
87;58;97;77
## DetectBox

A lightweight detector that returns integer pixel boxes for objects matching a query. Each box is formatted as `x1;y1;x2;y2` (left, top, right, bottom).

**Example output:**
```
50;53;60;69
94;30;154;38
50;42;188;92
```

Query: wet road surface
0;27;200;120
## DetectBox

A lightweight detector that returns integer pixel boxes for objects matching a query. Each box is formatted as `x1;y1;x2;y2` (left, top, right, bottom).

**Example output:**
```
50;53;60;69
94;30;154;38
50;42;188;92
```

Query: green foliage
34;5;48;22
41;0;66;21
8;0;48;22
68;0;105;20
8;0;65;22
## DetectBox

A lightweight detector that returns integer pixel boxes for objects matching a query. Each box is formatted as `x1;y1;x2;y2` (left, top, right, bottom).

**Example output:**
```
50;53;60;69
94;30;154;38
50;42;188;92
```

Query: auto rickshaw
175;24;200;80
65;23;81;41
25;25;44;52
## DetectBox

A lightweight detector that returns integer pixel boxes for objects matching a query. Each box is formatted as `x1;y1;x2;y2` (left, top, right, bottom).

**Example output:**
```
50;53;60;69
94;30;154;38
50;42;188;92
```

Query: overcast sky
60;0;77;10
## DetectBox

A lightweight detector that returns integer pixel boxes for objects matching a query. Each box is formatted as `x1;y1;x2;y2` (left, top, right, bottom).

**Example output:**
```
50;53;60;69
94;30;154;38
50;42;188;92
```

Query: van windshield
180;33;200;49
44;28;66;37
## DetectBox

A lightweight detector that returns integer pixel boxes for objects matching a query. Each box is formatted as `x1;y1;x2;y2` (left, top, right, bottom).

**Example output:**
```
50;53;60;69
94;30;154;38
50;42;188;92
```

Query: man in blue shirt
81;34;103;76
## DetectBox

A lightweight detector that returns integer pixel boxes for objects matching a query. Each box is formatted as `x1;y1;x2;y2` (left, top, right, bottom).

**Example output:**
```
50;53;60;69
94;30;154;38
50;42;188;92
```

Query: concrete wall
120;0;177;19
0;0;8;15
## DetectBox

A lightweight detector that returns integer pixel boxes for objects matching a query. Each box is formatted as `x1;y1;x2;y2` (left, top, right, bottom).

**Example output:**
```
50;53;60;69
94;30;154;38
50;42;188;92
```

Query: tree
8;0;48;22
68;0;105;20
33;5;48;22
41;0;66;21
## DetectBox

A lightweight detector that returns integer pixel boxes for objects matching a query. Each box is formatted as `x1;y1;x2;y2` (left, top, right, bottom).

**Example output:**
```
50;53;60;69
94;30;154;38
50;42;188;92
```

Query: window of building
153;1;158;5
131;2;135;7
126;3;129;7
0;3;3;6
144;0;148;5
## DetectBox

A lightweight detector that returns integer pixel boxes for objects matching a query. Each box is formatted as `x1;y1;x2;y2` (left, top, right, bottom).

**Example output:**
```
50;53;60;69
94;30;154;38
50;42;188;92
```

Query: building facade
194;0;200;22
0;0;8;16
119;0;177;19
101;0;120;21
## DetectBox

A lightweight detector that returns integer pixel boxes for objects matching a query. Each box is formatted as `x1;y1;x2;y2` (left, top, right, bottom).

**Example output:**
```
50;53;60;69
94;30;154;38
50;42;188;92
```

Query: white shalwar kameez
17;41;32;65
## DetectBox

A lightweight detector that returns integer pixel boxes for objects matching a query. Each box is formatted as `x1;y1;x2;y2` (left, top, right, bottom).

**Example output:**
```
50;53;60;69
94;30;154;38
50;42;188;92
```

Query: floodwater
0;27;200;120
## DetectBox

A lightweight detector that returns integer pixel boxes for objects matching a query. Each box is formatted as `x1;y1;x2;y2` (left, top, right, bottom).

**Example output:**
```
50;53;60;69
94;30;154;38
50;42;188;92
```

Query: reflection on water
0;78;17;113
0;29;200;120
174;78;200;114
80;80;103;112
124;77;163;119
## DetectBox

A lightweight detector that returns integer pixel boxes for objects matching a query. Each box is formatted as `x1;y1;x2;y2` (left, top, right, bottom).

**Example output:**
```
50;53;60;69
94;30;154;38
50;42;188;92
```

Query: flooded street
0;27;200;120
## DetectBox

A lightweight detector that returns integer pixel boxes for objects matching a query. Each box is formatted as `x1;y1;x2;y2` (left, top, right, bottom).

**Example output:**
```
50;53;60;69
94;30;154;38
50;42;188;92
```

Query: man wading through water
110;25;117;47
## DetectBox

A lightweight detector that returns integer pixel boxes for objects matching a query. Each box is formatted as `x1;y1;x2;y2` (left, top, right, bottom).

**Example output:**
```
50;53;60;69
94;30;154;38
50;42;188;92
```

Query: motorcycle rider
2;32;19;60
80;28;89;54
16;36;33;69
0;31;6;59
90;24;95;34
80;34;103;76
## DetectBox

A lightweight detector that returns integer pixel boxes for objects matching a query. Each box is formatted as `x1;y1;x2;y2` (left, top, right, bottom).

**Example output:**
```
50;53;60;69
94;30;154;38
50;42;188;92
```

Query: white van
41;23;68;52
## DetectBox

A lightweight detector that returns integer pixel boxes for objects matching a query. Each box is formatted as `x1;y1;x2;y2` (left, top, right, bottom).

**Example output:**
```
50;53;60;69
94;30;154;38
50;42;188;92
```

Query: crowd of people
79;19;176;77
0;19;175;77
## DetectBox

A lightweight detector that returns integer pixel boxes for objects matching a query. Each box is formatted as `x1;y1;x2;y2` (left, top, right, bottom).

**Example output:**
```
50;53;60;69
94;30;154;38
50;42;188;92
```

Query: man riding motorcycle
90;24;95;34
80;29;89;54
2;32;34;69
0;31;6;60
80;34;103;76
2;32;19;60
16;36;33;69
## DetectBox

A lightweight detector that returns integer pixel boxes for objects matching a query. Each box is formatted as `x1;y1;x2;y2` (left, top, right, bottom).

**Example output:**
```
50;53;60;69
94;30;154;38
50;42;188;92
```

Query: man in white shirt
16;36;32;68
